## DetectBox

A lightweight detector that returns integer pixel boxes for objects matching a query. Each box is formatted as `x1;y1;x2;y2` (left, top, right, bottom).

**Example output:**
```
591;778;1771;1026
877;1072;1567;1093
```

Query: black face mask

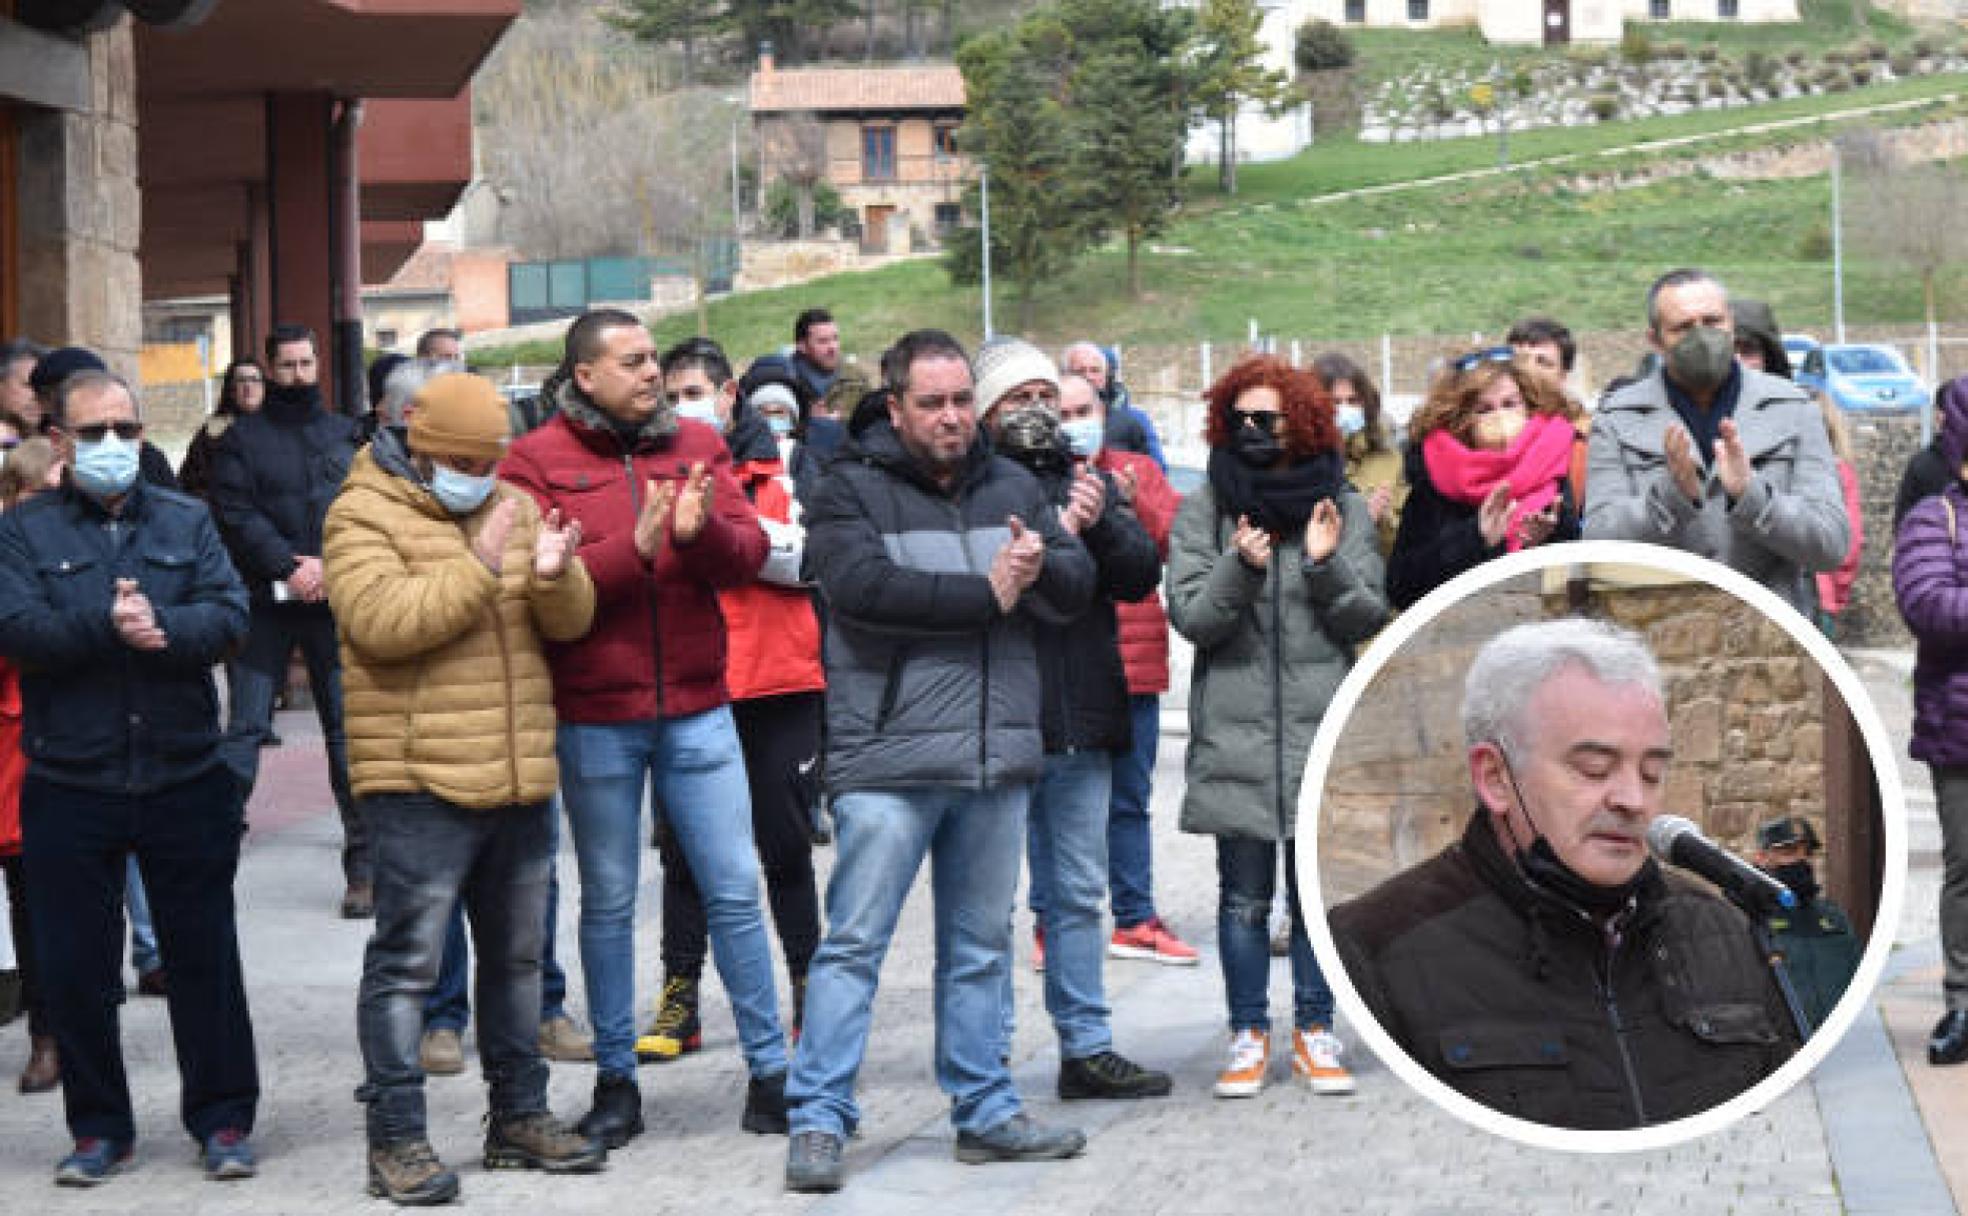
1501;755;1648;917
265;380;321;411
1770;861;1819;903
1231;426;1283;469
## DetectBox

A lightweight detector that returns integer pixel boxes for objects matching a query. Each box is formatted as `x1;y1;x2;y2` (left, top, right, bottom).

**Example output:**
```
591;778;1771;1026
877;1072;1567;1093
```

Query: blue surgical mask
1336;405;1366;437
765;413;795;438
675;397;721;428
72;434;139;497
1061;417;1104;459
429;464;498;516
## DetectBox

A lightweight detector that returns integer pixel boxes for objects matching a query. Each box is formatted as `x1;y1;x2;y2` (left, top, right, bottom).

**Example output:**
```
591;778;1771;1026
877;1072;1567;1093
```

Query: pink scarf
1422;415;1576;552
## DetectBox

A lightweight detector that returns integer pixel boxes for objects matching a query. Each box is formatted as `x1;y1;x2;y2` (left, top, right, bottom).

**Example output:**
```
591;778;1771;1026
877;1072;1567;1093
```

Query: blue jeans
1216;837;1333;1033
788;784;1029;1137
1107;696;1161;928
355;794;553;1144
126;855;160;976
425;797;569;1032
1014;752;1114;1059
557;709;786;1079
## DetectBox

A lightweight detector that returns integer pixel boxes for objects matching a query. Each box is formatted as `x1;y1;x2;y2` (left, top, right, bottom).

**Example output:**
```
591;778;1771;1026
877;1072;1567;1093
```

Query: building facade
749;52;970;255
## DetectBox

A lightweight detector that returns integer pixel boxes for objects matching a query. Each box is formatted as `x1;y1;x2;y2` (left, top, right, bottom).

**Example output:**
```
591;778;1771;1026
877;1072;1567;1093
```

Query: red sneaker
1108;917;1199;966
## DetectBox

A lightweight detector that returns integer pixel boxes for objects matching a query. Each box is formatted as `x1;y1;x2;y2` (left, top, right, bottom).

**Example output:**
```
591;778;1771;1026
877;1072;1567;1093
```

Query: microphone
1645;814;1797;918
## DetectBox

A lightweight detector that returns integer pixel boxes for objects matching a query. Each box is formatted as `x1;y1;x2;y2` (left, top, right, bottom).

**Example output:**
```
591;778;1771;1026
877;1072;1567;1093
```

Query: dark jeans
2;854;45;1037
356;793;552;1145
1216;837;1333;1034
220;603;365;883
425;796;569;1032
659;692;821;982
22;764;259;1143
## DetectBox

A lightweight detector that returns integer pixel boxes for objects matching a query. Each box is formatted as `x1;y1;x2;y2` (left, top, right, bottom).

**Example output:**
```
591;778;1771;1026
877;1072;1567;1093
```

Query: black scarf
1206;445;1344;535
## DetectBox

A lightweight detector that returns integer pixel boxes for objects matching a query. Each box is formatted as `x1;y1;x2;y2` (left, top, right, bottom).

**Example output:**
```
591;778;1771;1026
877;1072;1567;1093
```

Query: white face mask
674;397;721;428
1336;405;1366;437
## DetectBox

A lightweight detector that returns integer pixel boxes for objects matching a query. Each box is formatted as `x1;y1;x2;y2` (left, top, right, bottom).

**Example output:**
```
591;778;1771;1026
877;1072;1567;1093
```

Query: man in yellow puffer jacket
324;374;603;1205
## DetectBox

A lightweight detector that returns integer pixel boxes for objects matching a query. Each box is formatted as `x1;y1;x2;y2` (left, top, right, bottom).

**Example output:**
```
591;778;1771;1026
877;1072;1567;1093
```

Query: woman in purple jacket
1893;373;1968;1068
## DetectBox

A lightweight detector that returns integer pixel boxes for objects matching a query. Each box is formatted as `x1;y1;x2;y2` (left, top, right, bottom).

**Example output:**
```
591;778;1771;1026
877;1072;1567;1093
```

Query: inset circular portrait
1300;540;1903;1152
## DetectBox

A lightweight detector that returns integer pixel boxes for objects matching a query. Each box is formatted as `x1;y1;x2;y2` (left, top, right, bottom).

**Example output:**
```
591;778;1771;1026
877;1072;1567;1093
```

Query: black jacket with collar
0;478;249;793
207;383;361;604
1331;811;1798;1129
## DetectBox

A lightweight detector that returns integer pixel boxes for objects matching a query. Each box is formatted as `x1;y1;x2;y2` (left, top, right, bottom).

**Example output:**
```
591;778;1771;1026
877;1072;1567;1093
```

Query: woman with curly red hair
1385;348;1583;609
1166;354;1390;1099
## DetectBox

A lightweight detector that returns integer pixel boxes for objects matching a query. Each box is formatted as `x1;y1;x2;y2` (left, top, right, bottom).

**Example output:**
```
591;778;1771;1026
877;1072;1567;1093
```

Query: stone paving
0;645;1940;1213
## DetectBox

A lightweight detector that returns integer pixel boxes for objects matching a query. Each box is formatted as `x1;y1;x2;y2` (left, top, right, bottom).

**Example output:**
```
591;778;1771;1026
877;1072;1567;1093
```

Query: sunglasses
70;421;144;443
1236;410;1283;435
1452;346;1517;375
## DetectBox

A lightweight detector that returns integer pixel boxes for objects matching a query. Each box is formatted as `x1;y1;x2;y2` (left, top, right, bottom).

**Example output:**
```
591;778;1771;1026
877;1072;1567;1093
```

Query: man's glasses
1236;410;1283;435
1001;386;1059;410
70;421;143;443
1452;346;1517;375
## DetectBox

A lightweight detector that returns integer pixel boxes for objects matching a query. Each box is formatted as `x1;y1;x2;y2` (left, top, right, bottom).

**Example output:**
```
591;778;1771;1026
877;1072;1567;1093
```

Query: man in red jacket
1059;375;1197;966
503;310;787;1150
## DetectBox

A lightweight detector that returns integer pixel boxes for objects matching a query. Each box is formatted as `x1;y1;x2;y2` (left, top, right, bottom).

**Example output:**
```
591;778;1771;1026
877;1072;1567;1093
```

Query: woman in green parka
1166;354;1391;1101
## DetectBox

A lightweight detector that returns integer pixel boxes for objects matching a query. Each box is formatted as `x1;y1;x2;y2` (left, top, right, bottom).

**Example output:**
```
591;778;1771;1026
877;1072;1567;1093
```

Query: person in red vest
635;338;823;1066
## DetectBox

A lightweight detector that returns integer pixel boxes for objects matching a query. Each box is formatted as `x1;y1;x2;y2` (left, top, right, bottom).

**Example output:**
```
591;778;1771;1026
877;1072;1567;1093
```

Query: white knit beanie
972;338;1059;416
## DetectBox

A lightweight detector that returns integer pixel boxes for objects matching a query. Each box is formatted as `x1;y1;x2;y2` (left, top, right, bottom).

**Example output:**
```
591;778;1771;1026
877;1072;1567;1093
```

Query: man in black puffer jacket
973;339;1172;1104
208;323;366;917
783;330;1096;1195
1331;618;1798;1130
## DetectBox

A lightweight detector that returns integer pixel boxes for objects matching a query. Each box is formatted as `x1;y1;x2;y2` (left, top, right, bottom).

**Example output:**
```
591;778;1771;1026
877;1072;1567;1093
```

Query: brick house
748;50;971;255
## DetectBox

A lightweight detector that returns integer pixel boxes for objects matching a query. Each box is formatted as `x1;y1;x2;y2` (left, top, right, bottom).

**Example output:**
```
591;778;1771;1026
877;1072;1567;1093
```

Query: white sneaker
1213;1029;1270;1099
1293;1026;1356;1095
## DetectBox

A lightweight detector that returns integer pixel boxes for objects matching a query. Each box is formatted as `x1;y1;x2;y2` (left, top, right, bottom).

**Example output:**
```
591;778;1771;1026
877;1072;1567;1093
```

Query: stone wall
13;20;141;378
1316;569;1833;907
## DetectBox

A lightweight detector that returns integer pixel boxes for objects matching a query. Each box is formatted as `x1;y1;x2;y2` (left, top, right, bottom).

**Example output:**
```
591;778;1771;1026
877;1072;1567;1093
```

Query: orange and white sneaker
1108;917;1200;966
1213;1029;1270;1099
1293;1025;1355;1094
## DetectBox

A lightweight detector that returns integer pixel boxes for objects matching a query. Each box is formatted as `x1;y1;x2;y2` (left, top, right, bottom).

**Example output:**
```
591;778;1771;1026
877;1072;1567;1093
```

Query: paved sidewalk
0;646;1941;1213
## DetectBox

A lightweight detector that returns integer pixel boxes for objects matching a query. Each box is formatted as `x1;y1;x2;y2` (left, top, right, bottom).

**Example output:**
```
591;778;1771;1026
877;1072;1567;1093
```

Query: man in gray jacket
783;329;1096;1194
1583;268;1848;611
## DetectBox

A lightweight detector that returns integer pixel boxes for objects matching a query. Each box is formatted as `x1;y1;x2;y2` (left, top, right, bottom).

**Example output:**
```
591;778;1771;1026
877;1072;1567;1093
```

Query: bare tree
768;114;832;239
1844;128;1968;337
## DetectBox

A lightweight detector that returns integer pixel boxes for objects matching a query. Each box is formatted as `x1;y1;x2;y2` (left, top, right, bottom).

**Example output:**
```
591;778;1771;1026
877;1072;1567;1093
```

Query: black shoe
742;1071;789;1135
1058;1049;1173;1100
576;1074;644;1149
784;1129;845;1193
954;1113;1086;1164
1930;1010;1968;1066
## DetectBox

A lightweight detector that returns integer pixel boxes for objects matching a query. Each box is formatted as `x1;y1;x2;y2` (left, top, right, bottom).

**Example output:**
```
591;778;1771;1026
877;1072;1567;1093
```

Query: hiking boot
954;1113;1086;1164
1213;1029;1270;1099
202;1128;257;1180
55;1137;132;1187
537;1014;595;1062
633;975;701;1063
19;1033;58;1094
1058;1049;1173;1100
1293;1025;1356;1095
484;1111;606;1173
576;1073;643;1149
340;882;375;920
742;1071;789;1135
419;1028;464;1077
1108;917;1200;966
785;1129;845;1193
367;1139;460;1206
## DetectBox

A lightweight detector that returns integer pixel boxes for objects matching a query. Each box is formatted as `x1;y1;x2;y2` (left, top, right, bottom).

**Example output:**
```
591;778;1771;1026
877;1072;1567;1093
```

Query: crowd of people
0;262;1918;1199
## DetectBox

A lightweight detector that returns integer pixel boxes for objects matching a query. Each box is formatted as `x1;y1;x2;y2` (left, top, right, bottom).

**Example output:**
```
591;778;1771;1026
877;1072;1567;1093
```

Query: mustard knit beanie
407;373;509;461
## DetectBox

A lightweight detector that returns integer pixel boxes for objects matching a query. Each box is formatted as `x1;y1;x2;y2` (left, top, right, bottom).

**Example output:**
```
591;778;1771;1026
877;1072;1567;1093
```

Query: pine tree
1190;0;1292;195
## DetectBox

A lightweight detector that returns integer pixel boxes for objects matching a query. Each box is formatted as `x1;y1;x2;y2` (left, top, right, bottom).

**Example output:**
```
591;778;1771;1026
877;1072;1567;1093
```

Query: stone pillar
13;18;141;377
265;91;336;403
